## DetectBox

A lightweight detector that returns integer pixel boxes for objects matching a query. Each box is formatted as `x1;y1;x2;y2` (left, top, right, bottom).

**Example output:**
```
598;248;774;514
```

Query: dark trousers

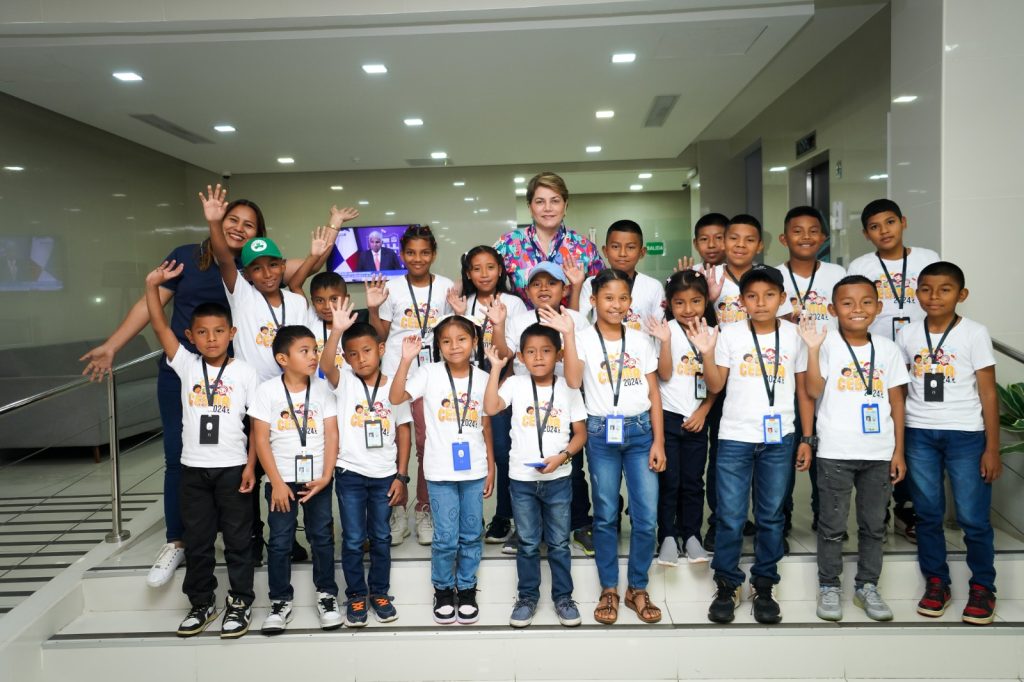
490;406;514;520
180;464;255;607
265;483;338;601
157;366;184;543
660;410;709;542
570;445;593;531
704;391;724;531
784;412;820;523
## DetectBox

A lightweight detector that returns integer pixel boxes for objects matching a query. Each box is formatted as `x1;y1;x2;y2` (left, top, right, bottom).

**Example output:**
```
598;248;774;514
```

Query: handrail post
105;372;130;543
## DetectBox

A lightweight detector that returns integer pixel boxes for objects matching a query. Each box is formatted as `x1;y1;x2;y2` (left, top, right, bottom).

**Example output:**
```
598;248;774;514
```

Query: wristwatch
799;435;818;449
558;449;573;466
395;473;411;484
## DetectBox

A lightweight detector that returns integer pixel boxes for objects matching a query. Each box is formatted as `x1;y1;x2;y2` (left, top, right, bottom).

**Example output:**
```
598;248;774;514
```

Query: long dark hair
197;199;267;271
432;315;486;370
460;245;512;299
664;270;718;327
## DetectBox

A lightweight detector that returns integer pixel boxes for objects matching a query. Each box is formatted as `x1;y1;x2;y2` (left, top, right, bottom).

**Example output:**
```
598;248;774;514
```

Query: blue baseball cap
528;262;568;285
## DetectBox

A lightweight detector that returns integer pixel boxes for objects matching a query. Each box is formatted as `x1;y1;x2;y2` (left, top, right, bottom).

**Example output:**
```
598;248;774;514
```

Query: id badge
364;419;384;449
861;403;881;434
924;372;945;402
452;440;471;471
605;415;625;445
199;414;220;445
417;344;432;367
763;414;783;444
295;453;314;484
694;372;708;400
892;317;911;338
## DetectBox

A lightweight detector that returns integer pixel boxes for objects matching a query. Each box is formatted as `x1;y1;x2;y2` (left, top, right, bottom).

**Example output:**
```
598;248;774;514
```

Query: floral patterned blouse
493;223;604;308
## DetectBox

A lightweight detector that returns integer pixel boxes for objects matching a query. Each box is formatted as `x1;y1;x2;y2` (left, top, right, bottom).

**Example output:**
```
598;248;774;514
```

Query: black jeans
570;446;593;531
784;412;820;523
660;411;710;542
180;464;255;607
704;391;724;531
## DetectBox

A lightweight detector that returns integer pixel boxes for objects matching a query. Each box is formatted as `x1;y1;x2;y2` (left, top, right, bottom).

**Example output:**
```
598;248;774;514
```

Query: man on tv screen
356;230;402;272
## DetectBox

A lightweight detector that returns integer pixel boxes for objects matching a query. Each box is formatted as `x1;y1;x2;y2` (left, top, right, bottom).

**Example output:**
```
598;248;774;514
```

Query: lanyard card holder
605;415;625;445
295;452;314;484
452;438;472;471
417;344;432;367
892;317;911;339
364;419;384;449
763;414;783;445
861;403;881;434
199;414;220;445
694;372;708;400
924;370;945;402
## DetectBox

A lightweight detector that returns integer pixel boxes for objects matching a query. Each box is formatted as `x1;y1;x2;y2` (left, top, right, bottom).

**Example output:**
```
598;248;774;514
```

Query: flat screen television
0;236;62;292
326;225;409;283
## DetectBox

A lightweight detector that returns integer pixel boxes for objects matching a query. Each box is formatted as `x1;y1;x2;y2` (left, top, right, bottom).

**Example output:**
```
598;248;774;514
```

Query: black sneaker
220;596;252;639
962;583;996;625
291;539;309;562
751;577;782;624
484;516;512;544
708;579;740;623
177;602;217;637
704;524;716;552
572;526;595;557
432;587;457;624
501;531;519;555
457;586;479;624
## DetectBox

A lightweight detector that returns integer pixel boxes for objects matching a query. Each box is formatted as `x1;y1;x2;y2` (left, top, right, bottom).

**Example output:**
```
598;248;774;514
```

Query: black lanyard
877;249;908;310
444;363;473;435
530;225;566;261
839;331;875;397
595;325;626;408
322;320;328;345
201;360;227;408
264;293;286;328
407;276;434;339
359;370;383;415
530;377;557;453
786;261;819;307
750;320;781;408
677;321;702;364
924;315;959;365
724;265;740;285
281;376;311;448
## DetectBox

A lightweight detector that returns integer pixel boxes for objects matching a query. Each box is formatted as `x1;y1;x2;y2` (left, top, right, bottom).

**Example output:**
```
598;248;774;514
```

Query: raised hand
329;296;358;333
483;344;509;370
400;334;422;362
645;315;671;344
145;260;185;287
684;318;718;356
484;297;507;326
538;307;574;335
675;256;695;273
198;184;228;223
329;205;360;229
310;226;334;258
700;262;724;303
365;273;390;309
562;254;585;289
446;286;467;316
797;312;827;348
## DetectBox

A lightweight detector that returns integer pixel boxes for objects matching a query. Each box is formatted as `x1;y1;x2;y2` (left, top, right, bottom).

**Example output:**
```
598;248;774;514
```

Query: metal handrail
0;348;163;543
994;339;1024;366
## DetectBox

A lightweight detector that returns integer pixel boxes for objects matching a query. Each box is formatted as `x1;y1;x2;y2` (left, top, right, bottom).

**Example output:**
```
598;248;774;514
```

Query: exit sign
646;241;665;255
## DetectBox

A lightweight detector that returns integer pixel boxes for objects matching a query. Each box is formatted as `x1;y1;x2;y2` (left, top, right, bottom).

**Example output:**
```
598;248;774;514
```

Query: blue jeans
510;477;573;602
905;428;995;591
490;407;513;520
586;413;657;590
711;436;793;587
264;482;337;600
335;469;393;598
157;364;184;543
427;478;485;590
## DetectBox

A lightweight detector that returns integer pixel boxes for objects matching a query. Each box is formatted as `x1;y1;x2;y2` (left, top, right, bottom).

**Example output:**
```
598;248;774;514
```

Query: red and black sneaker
962;583;996;625
917;576;951;617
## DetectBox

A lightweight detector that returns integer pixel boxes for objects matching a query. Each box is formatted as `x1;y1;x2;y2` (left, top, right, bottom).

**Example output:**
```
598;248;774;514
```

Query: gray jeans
816;458;891;587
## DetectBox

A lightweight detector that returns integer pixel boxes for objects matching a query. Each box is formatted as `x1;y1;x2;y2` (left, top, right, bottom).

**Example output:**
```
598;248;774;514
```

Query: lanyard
530;377;557;453
786;261;819;307
877;249;908;310
281;376;311;448
407;275;434;339
724;265;740;285
595;325;626;408
322;320;328;345
924;315;959;365
530;225;566;261
749;320;781;408
264;293;286;328
359;370;383;415
839;331;875;397
677;320;702;364
201;360;227;408
444;363;473;435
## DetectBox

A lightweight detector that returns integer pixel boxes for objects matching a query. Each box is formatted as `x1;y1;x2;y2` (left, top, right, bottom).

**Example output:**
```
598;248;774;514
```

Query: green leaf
1011;383;1024;414
1000;441;1024;455
999;383;1024;418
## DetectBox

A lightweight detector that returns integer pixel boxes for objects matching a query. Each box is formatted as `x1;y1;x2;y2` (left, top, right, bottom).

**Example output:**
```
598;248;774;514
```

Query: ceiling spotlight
595;110;615;119
638;172;652;179
404;118;424;127
112;193;127;198
513;176;525;183
431;151;448;160
3;166;25;171
869;173;889;180
213;124;236;133
585;145;602;153
464;197;475;202
630;184;643;191
112;71;143;82
478;208;489;213
277;157;295;165
769;166;787;172
385;211;396;216
330;185;343;191
358;200;369;205
892;95;918;103
362;64;388;74
453;181;466;187
611;53;636;64
515;188;527;196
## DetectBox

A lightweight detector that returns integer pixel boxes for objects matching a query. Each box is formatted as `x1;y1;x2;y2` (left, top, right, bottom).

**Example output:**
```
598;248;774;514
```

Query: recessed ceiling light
478;208;489;213
441;226;449;230
404;118;424;127
358;200;369;205
586;145;602;153
464;197;475;202
453;181;466;187
630;184;643;191
638;172;652;179
3;166;25;171
431;151;448;160
362;64;388;74
330;185;344;191
513;176;525;183
431;220;440;224
611;53;636;64
112;71;143;82
769;166;787;172
213;124;236;133
385;211;395;216
515;188;527;196
869;173;889;180
277;157;295;165
892;95;917;103
595;110;615;119
112;193;126;198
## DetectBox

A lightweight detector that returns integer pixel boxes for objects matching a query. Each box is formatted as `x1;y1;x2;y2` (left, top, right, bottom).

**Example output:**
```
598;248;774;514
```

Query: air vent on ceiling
643;95;679;128
130;114;213;144
405;158;452;167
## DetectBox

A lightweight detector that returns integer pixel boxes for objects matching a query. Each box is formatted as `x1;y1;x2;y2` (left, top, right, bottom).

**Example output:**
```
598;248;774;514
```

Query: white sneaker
684;535;710;564
261;600;293;635
146;543;185;588
416;510;434;545
316;592;344;630
390;506;410;546
656;536;679;566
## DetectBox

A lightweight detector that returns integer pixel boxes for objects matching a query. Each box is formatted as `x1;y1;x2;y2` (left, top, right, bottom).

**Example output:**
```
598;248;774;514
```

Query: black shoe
751;577;782;624
291;539;309;563
572;526;595;557
220;596;252;639
456;586;479;624
708;579;740;623
484;516;512;544
704;525;716;552
894;504;918;543
743;520;756;536
177;602;217;637
432;588;457;624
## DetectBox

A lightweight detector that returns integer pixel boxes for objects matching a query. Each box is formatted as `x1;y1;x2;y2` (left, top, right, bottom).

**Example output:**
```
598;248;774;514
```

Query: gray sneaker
816;585;842;621
684;535;710;564
656;536;679;566
554;596;582;627
509;598;537;628
854;583;893;621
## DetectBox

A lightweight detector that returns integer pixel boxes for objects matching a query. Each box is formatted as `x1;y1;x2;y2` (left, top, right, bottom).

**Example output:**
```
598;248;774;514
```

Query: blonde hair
526;172;569;204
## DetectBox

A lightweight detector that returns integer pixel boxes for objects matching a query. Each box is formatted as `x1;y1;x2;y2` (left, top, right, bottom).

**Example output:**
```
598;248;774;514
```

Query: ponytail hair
664;269;718;327
590;267;633;295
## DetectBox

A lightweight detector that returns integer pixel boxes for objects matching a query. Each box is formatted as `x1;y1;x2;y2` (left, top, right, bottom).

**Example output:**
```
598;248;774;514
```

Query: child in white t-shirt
713;215;794;328
250;326;340;635
483;326;587;628
145;261;260;640
557;268;666;626
799;274;909;623
389;315;495;626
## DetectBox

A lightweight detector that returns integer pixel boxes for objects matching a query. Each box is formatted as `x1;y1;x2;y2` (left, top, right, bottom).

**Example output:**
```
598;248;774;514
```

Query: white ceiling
0;0;881;175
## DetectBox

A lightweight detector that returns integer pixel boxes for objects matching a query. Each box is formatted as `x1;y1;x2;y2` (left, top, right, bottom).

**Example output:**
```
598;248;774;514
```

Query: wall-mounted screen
326;225;409;283
0;236;62;291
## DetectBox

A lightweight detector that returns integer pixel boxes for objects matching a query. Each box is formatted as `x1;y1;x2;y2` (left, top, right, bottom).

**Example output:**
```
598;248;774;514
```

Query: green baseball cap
241;237;283;266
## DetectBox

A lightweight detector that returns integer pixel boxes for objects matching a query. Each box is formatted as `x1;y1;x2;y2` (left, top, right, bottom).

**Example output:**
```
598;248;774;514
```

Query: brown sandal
625;587;662;623
594;588;619;624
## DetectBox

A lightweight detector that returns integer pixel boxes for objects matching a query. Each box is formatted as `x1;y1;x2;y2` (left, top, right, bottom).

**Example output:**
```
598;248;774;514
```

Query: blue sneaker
370;594;398;623
509;598;537;628
345;596;368;628
554;596;582;627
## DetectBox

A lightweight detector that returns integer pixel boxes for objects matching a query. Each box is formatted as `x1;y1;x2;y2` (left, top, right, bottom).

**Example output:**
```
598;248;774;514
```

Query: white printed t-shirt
335;371;412;478
575;326;658;417
378;274;454;378
776;261;847;330
305;308;347;376
249;375;338;482
465;292;528;348
224;277;309;380
847;247;940;340
578;272;666;330
711;265;794;327
506;307;590;377
497;375;587;482
657;321;708;418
